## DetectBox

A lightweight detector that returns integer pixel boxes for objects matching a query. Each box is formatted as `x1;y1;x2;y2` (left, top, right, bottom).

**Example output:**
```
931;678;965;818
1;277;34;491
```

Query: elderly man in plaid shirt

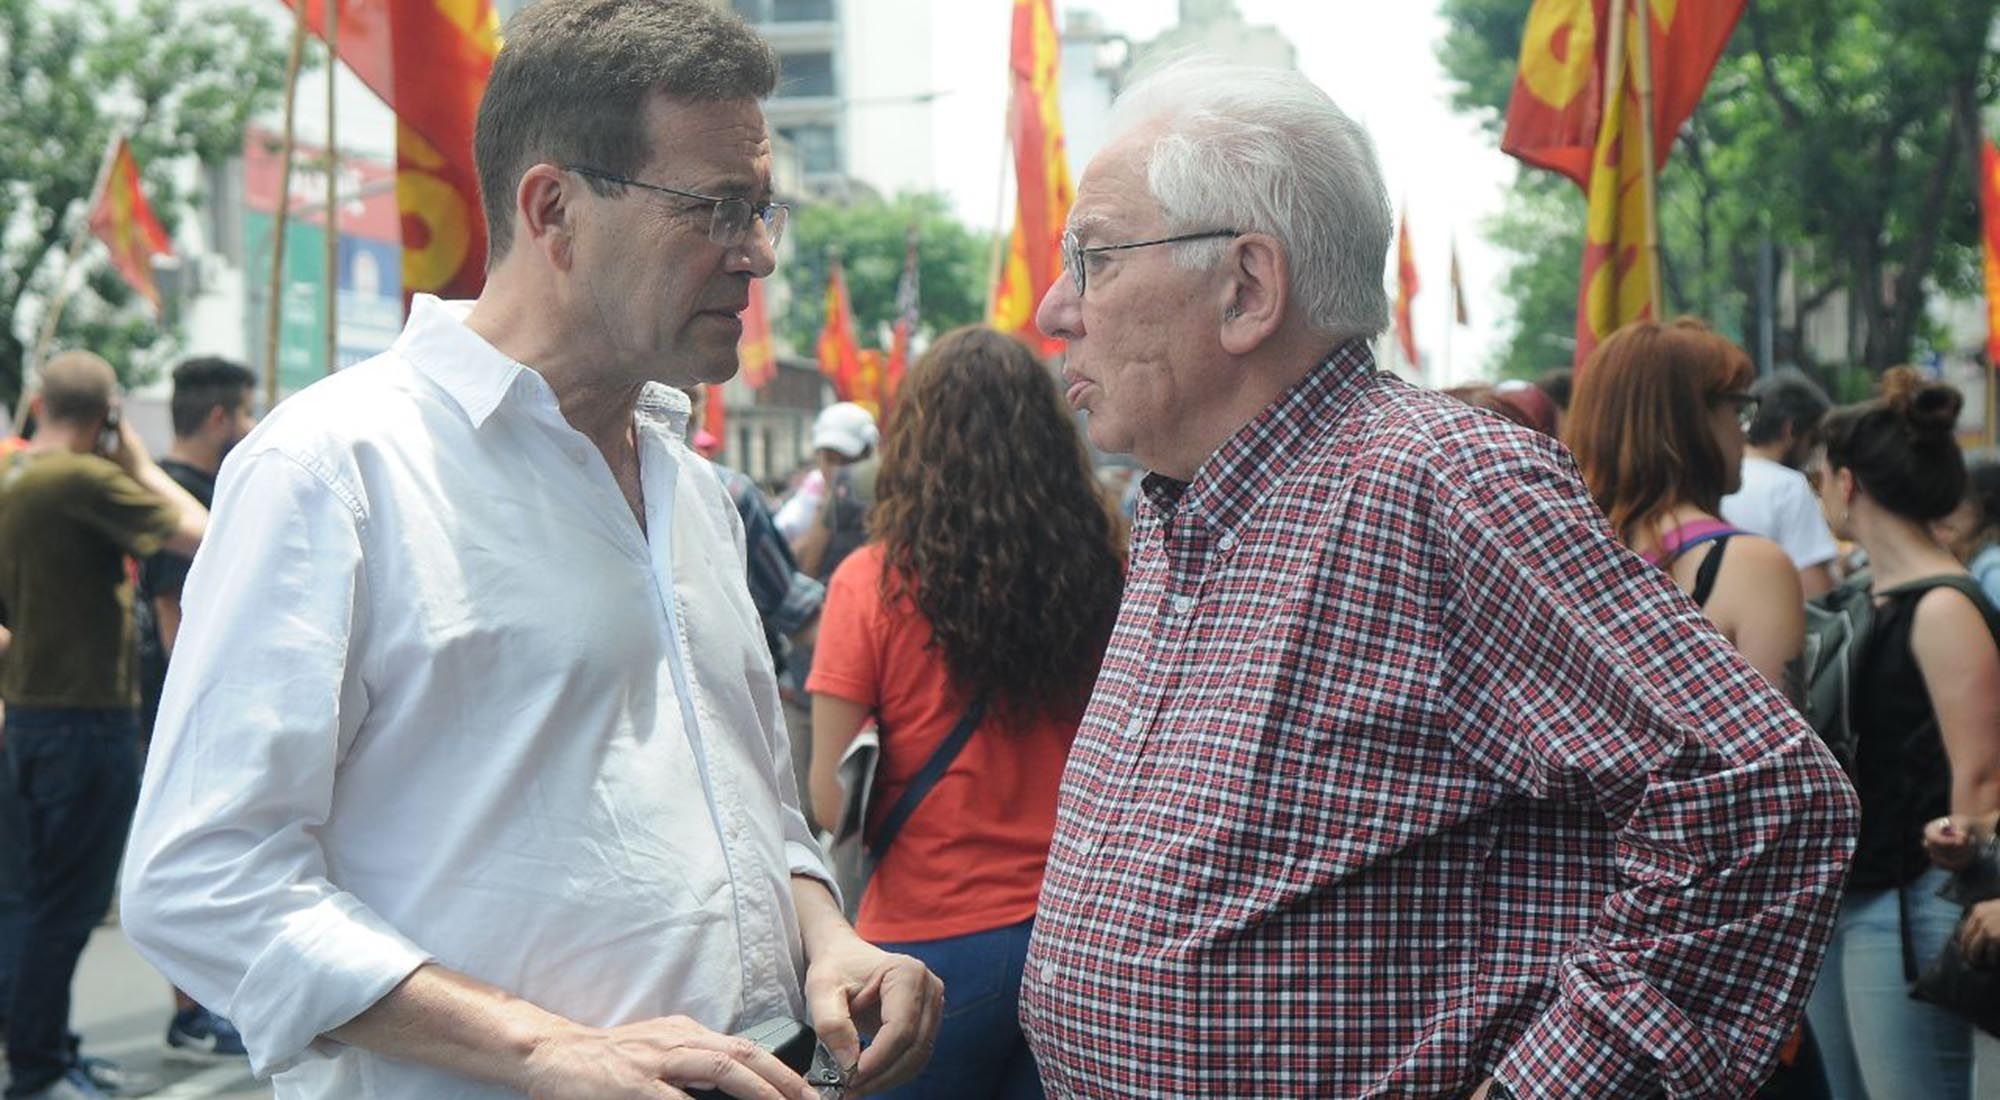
1024;60;1858;1100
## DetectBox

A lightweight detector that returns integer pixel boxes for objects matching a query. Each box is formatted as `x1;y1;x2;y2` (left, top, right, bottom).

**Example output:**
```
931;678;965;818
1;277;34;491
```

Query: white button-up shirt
121;297;833;1099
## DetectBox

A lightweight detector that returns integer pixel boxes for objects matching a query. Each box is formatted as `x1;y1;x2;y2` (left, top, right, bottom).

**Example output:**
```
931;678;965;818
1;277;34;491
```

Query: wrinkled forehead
1068;127;1165;240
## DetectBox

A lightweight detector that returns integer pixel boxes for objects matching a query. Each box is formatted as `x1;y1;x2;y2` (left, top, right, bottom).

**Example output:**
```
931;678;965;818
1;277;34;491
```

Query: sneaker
163;1005;248;1063
75;1054;158;1095
14;1068;110;1100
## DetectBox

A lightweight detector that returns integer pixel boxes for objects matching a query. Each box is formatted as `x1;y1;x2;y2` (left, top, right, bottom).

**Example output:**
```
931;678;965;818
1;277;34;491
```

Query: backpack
1801;573;2000;775
1800;574;1874;772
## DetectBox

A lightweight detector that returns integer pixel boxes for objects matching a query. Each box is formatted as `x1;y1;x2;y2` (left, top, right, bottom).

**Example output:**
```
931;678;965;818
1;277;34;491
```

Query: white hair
1103;59;1393;341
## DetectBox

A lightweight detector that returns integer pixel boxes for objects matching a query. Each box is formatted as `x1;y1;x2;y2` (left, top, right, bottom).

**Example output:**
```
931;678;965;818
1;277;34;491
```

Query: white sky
271;0;1520;382
929;0;1518;382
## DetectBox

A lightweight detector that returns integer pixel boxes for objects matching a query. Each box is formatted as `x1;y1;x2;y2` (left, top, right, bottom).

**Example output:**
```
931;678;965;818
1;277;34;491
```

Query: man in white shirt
1721;369;1840;598
118;4;941;1099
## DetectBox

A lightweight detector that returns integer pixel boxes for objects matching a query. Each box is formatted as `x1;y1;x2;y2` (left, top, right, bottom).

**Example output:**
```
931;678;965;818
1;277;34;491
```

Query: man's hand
1924;813;1997;871
1960;899;2000;967
802;935;943;1096
519;1016;818;1100
1467;1080;1495;1100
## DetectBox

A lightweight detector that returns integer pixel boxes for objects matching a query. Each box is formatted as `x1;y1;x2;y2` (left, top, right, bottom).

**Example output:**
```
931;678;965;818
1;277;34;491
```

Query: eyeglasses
567;166;789;250
1060;228;1241;297
1713;391;1762;431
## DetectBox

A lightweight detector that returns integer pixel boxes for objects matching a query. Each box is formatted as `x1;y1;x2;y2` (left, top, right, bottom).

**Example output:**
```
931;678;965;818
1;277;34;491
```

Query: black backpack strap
866;695;989;861
1688;536;1732;609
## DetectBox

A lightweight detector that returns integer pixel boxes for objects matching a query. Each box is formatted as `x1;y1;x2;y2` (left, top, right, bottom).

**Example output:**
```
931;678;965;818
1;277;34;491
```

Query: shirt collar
392;295;693;439
1143;339;1379;533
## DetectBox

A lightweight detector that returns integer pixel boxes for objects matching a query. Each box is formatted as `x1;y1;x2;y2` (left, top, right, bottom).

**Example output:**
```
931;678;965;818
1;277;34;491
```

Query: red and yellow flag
87;138;173;314
988;0;1071;358
1501;0;1744;364
1983;139;2000;369
739;278;777;390
1394;211;1420;369
279;0;499;303
818;259;863;404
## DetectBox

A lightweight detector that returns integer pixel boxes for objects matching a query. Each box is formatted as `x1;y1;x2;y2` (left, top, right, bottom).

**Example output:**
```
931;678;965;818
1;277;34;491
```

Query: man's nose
1035;275;1082;342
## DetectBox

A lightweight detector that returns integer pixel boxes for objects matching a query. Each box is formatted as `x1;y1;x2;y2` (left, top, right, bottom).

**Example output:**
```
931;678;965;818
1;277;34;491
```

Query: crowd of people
0;2;1995;1099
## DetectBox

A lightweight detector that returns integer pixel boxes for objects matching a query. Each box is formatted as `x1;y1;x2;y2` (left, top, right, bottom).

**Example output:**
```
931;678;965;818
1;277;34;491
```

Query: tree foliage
0;0;290;409
1438;0;1999;377
780;192;994;356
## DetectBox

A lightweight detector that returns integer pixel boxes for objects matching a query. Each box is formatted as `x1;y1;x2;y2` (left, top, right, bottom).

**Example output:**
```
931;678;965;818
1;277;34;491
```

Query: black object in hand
685;1017;828;1100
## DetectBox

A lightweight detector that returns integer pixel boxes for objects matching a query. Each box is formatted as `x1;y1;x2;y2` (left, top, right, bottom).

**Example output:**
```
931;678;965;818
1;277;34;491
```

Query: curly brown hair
871;327;1126;722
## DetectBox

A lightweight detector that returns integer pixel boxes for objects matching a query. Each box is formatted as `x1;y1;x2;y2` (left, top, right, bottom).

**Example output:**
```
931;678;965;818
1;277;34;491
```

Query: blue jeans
871;919;1043;1100
3;709;142;1098
1807;867;1972;1100
0;746;22;1021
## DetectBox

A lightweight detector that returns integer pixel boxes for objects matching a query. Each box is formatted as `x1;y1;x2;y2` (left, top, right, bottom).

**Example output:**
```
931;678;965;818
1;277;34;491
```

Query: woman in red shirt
808;326;1124;1100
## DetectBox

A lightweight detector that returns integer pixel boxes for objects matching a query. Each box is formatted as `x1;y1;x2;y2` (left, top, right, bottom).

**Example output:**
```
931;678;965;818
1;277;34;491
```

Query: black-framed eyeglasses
567;165;789;250
1713;391;1762;431
1061;228;1241;297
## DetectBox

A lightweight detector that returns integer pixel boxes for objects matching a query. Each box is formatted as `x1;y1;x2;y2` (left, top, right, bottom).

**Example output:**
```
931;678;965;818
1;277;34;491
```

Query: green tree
781;192;994;356
1438;0;1999;376
1;0;290;409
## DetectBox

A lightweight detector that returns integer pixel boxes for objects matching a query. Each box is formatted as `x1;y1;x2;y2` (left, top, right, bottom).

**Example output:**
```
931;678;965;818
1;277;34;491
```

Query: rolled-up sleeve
1433;442;1859;1098
119;448;432;1077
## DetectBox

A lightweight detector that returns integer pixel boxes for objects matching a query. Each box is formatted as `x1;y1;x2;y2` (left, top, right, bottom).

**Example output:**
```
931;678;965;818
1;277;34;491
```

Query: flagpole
324;1;340;376
15;135;123;434
984;85;1017;319
1630;0;1665;319
264;4;311;413
1442;233;1455;388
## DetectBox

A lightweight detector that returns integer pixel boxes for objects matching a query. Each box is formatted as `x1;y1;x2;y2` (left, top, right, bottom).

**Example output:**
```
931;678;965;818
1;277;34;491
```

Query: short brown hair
473;0;778;261
37;351;117;425
1565;317;1755;546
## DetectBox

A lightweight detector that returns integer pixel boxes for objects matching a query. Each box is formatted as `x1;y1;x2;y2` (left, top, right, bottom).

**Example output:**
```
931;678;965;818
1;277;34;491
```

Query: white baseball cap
812;402;880;458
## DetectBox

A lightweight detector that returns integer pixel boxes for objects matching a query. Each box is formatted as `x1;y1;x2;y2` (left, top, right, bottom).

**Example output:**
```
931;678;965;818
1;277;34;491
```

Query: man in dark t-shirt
0;352;207;1100
132;357;257;1067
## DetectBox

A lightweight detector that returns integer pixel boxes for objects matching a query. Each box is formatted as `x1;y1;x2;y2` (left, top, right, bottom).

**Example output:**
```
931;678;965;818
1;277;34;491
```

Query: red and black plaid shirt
1020;343;1857;1098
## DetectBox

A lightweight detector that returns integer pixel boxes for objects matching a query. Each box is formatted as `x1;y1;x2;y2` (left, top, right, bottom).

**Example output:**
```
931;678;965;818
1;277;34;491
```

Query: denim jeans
1806;866;1972;1100
870;918;1043;1100
3;709;142;1098
0;748;22;1021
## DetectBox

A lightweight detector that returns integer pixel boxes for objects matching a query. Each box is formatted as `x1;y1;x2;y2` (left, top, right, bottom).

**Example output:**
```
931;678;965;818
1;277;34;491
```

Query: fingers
806;971;863;1072
852;960;945;1094
655;1037;816;1100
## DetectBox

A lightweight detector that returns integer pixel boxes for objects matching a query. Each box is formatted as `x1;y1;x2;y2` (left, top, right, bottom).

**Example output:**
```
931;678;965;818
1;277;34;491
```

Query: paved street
4;923;269;1100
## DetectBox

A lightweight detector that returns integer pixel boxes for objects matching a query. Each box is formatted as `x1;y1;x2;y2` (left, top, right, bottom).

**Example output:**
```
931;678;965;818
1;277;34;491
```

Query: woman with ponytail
806;326;1125;1100
1805;368;2000;1100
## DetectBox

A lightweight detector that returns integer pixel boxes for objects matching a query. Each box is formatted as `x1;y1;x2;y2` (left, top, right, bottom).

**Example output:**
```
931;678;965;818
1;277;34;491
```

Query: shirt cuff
788;838;842;912
1494;990;1737;1100
229;892;434;1077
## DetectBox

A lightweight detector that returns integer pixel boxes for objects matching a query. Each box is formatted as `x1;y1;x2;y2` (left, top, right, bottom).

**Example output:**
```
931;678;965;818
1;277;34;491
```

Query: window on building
772;0;833;20
731;0;770;21
776;51;835;98
780;124;841;175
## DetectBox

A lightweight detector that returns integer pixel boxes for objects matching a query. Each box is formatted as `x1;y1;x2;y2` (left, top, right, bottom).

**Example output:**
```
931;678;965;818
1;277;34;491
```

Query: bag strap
1877;575;2000;644
866;695;989;861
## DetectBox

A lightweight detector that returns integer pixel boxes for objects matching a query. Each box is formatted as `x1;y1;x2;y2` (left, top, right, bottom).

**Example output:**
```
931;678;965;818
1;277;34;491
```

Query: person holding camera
0;350;206;1099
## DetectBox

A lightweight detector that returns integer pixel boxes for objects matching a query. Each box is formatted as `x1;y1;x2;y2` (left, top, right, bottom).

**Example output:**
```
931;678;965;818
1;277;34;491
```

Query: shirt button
1217;531;1237;553
1039;959;1057;984
1171;594;1195;615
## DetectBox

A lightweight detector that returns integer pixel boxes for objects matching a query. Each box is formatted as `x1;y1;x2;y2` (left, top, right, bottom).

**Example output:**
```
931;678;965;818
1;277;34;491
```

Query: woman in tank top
1565;318;1805;690
1803;368;2000;1100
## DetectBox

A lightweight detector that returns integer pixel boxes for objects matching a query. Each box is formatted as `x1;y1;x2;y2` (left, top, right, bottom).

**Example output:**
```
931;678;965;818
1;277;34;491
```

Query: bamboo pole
324;3;340;376
984;85;1017;320
14;136;122;434
264;5;310;413
1630;0;1665;319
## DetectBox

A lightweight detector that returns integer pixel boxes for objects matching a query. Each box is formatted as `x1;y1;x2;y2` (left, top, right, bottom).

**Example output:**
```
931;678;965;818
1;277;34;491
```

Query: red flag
988;0;1072;357
739;279;776;390
817;259;863;402
87;138;173;314
1983;139;2000;368
1503;0;1744;366
1394;211;1420;369
278;0;498;303
697;383;727;459
885;229;920;413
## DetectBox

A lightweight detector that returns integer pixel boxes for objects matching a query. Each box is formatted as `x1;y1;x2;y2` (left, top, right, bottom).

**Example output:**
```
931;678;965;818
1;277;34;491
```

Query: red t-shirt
807;543;1081;943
